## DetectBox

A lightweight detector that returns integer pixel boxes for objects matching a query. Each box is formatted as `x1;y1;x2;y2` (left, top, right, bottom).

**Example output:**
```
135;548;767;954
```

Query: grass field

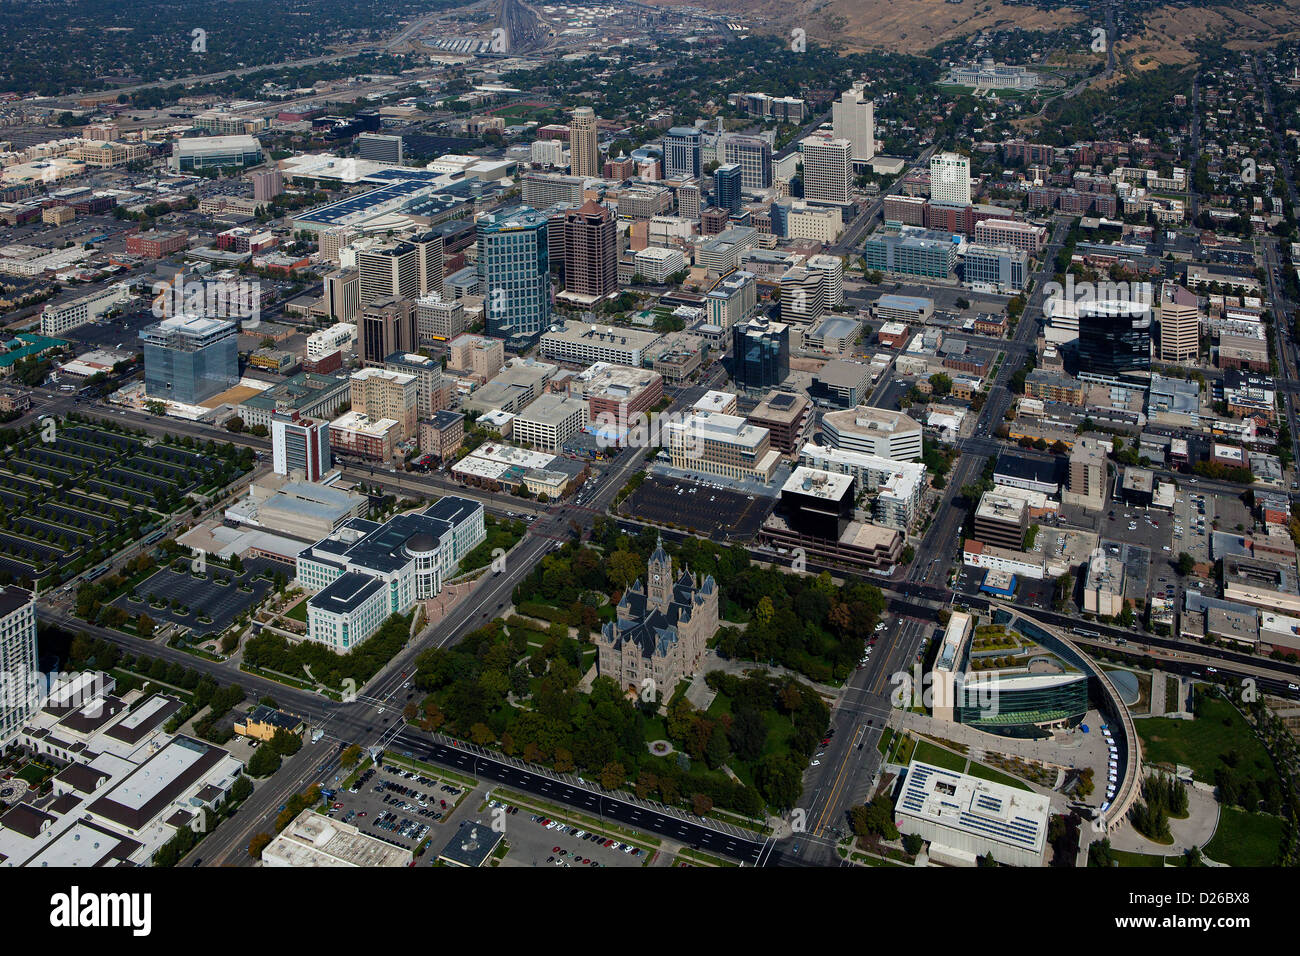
965;760;1034;792
1204;807;1284;867
1135;695;1279;793
911;738;967;773
1110;848;1167;867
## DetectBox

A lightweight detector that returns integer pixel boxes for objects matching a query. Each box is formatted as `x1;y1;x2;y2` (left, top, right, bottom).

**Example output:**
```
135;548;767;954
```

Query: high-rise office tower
251;167;284;201
410;230;444;297
800;137;853;205
807;254;845;307
832;83;876;164
723;135;773;190
140;315;238;405
271;413;332;481
324;267;359;322
1158;281;1199;363
675;181;702;220
664;127;703;180
477;205;552;349
358;296;416;366
357;241;420;306
732;316;790;391
0;587;37;745
1077;299;1152;376
930;151;972;206
350;367;419;441
569;107;601;178
563;199;618;301
714;163;743;215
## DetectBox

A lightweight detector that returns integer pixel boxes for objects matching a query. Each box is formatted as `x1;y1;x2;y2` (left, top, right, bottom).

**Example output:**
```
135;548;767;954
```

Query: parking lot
327;761;473;860
619;473;774;540
1101;504;1173;576
482;793;650;868
113;557;278;637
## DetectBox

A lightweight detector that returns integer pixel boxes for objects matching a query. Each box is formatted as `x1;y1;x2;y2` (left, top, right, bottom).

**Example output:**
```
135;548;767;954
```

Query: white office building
896;760;1049;867
0;587;37;745
40;284;132;337
307;322;357;360
831;83;876;164
800;137;854;205
296;497;486;652
930;152;972;207
821;406;924;461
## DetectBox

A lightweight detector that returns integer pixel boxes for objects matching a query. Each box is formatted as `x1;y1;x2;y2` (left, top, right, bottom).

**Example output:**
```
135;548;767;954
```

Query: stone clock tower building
596;537;718;699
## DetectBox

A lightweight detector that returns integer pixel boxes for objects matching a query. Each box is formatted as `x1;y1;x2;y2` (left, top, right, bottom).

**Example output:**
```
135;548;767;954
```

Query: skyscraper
800;137;853;205
0;587;37;745
477;205;552;349
271;413;332;481
358;296;416;366
664;126;703;180
1158;281;1200;363
140;315;239;405
410;230;444;297
324;267;359;322
1077;299;1152;377
832;83;876;164
714;163;742;215
723;135;773;190
569;107;600;178
732;316;790;391
930;152;972;206
562;199;618;302
357;241;420;306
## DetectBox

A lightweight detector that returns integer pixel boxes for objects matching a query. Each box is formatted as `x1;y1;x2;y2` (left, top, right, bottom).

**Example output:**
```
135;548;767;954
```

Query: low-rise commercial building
821;405;923;461
895;761;1049;868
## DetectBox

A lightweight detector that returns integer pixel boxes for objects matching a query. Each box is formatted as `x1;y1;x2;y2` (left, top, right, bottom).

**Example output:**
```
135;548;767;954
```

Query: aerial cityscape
0;0;1294;906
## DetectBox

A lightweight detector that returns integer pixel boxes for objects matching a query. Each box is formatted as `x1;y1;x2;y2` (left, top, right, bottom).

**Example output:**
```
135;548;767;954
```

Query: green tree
247;744;282;778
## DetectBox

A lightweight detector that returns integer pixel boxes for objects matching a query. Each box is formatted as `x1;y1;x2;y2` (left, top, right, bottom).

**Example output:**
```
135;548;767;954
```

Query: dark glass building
714;163;743;216
732;316;789;391
1077;299;1152;376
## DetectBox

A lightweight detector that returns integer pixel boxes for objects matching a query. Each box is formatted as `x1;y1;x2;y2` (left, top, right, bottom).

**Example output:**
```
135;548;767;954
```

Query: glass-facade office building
862;227;957;279
664;127;702;180
955;672;1089;738
714;164;743;215
732;317;789;391
1077;299;1152;376
141;315;239;405
476;206;551;351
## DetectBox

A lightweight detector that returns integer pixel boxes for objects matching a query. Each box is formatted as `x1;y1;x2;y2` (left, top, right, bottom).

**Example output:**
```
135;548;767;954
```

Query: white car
810;760;821;767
